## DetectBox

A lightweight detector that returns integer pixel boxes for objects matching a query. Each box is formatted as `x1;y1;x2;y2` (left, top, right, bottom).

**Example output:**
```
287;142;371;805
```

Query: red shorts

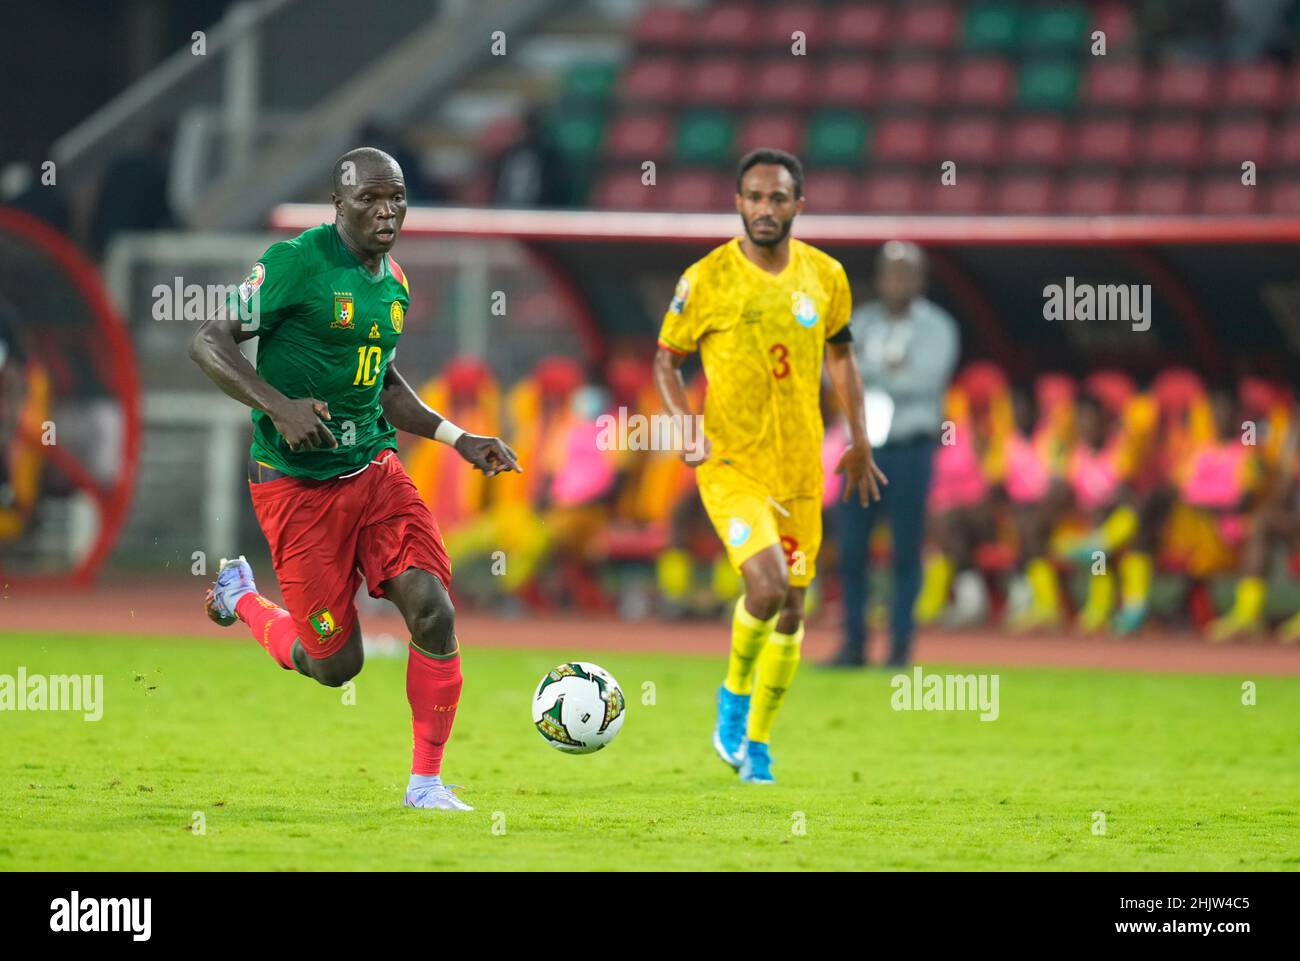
248;448;452;658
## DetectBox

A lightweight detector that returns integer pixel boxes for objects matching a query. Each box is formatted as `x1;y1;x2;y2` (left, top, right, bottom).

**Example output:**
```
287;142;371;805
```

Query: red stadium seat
885;59;947;108
604;113;673;159
592;170;656;210
1277;122;1300;167
764;4;825;48
695;3;759;48
1222;62;1283;111
1152;62;1215;110
995;174;1056;215
619;57;686;104
1131;175;1192;215
682;58;747;108
828;3;892;49
819;60;881;108
752;58;817;107
1083;61;1147;110
662;169;733;211
1062;174;1126;214
1074;118;1138;167
803;170;856;212
1207;118;1273;168
897;2;957;49
632;5;694;48
929;172;990;213
1267;179;1300;213
1141;119;1204;168
863;172;923;213
938;116;1002;165
737;113;806;155
952;58;1015;108
874;116;935;164
1093;4;1136;50
1008;116;1069;167
1198;178;1260;215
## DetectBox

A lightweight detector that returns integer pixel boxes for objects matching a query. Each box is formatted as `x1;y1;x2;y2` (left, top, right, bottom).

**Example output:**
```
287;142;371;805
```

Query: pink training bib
1070;444;1120;511
929;433;988;511
551;420;616;507
1005;433;1052;504
1182;443;1248;510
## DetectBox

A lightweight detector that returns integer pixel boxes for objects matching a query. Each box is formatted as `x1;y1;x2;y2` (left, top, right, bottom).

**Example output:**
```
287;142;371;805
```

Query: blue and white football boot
404;775;474;811
204;555;257;626
713;685;749;769
739;741;775;784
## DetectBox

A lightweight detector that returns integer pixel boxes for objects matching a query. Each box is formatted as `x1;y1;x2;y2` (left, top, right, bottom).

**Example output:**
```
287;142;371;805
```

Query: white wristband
434;419;466;446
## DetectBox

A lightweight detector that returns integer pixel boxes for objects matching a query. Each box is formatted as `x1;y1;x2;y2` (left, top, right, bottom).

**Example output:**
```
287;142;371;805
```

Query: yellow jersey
658;237;852;500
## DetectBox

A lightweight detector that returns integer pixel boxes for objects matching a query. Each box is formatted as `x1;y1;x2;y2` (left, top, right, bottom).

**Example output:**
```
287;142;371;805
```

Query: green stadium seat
963;1;1020;53
806;111;870;167
561;62;620;102
674;109;735;165
548;113;606;163
1020;5;1088;53
1018;61;1080;111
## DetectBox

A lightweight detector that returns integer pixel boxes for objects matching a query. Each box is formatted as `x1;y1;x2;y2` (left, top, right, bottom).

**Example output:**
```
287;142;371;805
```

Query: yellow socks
915;553;955;625
1028;556;1062;617
1098;505;1139;551
723;597;777;696
1079;569;1115;633
747;623;803;744
1118;551;1153;609
1208;576;1267;642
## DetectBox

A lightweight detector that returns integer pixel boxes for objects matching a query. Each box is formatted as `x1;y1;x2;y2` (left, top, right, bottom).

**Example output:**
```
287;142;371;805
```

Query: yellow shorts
696;461;822;588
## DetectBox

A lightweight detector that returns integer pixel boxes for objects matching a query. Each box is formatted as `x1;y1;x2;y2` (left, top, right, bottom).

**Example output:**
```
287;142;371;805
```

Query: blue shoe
739;741;774;784
204;555;256;627
713;686;749;769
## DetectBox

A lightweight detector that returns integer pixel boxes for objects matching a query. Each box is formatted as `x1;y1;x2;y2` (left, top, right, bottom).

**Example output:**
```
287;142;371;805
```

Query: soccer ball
531;662;626;754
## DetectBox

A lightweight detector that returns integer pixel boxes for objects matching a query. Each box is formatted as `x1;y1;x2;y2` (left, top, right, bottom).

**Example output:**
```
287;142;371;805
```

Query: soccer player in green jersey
190;147;520;810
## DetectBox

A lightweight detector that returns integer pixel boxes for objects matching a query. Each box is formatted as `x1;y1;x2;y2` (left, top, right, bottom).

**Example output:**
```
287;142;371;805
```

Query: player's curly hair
736;148;804;198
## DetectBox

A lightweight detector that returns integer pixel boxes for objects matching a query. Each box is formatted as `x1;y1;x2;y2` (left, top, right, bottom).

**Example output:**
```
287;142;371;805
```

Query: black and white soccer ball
531;661;626;754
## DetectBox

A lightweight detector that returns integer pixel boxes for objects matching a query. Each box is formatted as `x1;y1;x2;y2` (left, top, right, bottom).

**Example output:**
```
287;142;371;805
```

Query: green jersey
236;224;411;479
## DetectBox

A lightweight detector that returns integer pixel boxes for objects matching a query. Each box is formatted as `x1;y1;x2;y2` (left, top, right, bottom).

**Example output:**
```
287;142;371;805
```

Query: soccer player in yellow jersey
653;149;887;784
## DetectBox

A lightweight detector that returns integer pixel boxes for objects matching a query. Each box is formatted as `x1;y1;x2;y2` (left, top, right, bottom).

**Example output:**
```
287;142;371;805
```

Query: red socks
406;644;463;776
236;593;299;671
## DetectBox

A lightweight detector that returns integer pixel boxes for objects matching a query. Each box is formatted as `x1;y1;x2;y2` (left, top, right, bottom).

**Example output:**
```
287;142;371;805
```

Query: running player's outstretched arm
652;347;710;466
189;309;337;451
826;341;887;504
380;363;521;477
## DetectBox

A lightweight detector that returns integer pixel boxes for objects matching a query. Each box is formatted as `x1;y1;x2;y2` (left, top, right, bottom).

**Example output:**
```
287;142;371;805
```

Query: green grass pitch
2;631;1297;871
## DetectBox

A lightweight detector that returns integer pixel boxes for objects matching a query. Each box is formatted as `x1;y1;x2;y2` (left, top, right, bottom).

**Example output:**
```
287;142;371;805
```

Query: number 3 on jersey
769;342;790;379
354;345;382;386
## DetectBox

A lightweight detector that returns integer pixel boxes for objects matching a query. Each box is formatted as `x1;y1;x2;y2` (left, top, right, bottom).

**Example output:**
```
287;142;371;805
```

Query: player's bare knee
745;572;787;620
775;590;804;634
411;592;456;656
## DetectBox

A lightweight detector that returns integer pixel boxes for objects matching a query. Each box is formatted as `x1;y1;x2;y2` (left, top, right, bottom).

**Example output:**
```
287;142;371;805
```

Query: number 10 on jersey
354;345;382;386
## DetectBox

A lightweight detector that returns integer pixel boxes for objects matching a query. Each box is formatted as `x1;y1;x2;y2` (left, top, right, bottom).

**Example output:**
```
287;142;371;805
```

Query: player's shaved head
333;147;403;195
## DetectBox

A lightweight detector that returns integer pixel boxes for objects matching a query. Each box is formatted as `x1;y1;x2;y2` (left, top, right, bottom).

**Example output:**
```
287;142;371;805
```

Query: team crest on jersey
238;263;265;303
669;276;690;314
331;294;355;329
308;608;338;641
792;291;819;328
727;517;752;547
390;300;404;333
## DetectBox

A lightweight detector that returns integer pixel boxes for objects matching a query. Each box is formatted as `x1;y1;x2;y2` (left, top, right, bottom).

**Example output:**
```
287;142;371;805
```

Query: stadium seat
995;174;1056;214
863;172;924;213
1142;119;1205;168
938;116;1002;165
963;1;1020;53
1152;62;1215;110
548;113;606;165
1207;118;1273;168
1017;60;1080;111
898;2;958;49
952;57;1015;108
695;3;759;48
1198;178;1260;215
1019;4;1088;53
682;58;747;108
561;63;620;104
1267;179;1300;213
1008;115;1069;167
1222;62;1284;111
1131;175;1192;215
1092;3;1136;50
803;170;856;212
1083;61;1147;110
874;117;935;164
884;59;946;108
1062;174;1125;214
806;111;871;167
592;170;656;210
674;109;735;165
737;113;806;156
819;60;882;108
1277;121;1300;166
827;3;892;49
753;58;817;108
604;113;673;160
619;57;686;104
929;172;990;213
1074;118;1138;167
764;4;825;48
632;5;694;48
663;169;733;211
